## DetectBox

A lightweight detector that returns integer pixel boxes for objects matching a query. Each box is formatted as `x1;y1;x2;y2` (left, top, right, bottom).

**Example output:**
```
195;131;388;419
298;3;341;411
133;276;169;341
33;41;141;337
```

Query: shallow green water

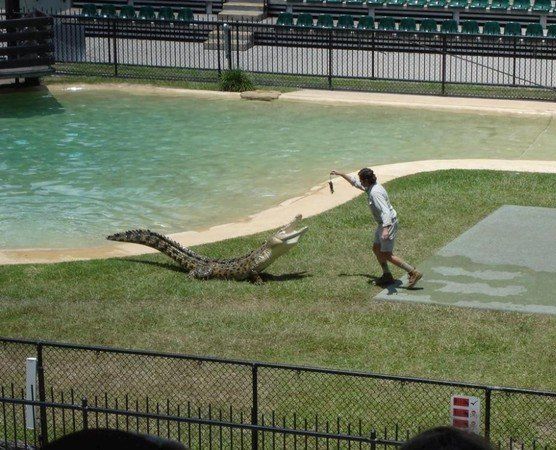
1;88;555;249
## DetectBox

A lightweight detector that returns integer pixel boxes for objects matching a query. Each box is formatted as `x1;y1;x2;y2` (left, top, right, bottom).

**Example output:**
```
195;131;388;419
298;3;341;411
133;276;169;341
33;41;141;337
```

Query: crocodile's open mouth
280;226;309;245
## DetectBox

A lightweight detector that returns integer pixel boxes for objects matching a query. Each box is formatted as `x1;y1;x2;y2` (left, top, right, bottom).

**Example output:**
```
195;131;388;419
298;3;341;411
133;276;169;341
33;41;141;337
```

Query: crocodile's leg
249;273;264;284
189;265;214;280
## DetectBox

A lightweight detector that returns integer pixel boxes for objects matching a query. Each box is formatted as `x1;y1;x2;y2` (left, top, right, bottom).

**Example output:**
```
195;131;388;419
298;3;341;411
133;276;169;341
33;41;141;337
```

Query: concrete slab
375;205;556;315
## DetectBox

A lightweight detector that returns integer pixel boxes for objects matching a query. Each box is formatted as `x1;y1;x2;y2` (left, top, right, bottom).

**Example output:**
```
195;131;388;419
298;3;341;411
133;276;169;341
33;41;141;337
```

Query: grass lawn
1;170;555;391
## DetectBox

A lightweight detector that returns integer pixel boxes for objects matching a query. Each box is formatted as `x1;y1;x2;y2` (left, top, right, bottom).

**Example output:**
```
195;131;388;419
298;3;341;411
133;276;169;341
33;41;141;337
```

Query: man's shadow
126;259;311;282
339;273;423;291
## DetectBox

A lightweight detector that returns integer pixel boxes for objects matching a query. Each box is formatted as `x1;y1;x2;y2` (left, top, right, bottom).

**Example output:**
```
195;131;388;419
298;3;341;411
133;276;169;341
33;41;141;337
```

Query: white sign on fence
25;357;37;430
451;395;480;434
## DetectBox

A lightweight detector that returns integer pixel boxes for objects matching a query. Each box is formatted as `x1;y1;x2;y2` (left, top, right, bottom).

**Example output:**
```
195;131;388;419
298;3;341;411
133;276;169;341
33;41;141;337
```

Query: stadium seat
337;15;355;28
490;0;509;9
81;3;98;17
504;21;522;35
378;17;396;30
483;21;501;34
510;0;530;10
532;0;551;11
386;0;406;5
367;0;385;6
138;6;155;20
296;13;314;27
346;0;365;4
525;23;544;36
407;0;427;6
428;0;447;6
441;19;458;32
99;4;116;17
158;7;175;20
469;0;488;8
399;17;417;31
177;8;194;21
420;18;438;32
119;5;136;18
276;12;294;25
316;14;334;27
327;0;344;5
547;24;556;37
448;0;468;8
461;20;479;33
306;0;324;4
357;16;375;29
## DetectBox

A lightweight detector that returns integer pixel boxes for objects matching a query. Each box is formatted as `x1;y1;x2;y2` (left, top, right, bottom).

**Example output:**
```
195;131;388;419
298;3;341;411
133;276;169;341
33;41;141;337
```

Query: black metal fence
0;337;554;449
49;13;556;100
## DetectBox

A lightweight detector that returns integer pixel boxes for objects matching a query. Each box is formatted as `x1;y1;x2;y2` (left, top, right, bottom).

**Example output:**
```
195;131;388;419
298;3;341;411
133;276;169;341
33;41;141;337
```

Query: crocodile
106;215;308;283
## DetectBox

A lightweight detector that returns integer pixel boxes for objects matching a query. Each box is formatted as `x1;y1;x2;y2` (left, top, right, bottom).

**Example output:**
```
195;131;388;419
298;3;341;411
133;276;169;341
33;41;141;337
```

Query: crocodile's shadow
127;259;311;282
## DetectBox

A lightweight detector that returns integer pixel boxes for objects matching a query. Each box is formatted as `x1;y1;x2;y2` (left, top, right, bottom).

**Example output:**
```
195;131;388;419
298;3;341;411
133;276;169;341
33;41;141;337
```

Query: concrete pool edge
2;159;556;265
45;83;556;116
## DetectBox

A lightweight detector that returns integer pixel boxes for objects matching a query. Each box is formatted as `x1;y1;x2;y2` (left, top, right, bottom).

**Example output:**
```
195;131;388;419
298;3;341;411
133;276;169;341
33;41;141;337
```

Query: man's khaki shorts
374;220;398;253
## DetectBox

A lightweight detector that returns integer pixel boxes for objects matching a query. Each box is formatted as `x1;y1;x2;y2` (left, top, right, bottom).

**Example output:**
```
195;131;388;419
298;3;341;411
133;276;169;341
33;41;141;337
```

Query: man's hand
381;226;390;240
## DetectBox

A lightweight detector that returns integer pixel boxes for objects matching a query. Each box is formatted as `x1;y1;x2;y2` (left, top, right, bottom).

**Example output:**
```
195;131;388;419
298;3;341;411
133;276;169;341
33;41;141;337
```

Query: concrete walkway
2;159;555;265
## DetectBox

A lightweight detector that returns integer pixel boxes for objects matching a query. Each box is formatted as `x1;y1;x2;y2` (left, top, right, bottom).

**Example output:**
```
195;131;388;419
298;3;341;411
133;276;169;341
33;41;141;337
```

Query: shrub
219;70;254;92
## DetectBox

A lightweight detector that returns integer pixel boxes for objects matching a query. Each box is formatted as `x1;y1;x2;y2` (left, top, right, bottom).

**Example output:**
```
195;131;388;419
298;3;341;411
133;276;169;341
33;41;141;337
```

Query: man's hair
400;427;494;450
358;168;377;184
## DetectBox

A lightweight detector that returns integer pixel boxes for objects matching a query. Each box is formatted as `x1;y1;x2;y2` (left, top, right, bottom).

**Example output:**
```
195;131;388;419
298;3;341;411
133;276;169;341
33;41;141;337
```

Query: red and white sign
451;395;480;434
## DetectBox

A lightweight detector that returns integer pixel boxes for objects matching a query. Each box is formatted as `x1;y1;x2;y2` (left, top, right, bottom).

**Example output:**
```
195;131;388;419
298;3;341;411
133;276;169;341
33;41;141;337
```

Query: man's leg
383;252;422;288
373;243;394;285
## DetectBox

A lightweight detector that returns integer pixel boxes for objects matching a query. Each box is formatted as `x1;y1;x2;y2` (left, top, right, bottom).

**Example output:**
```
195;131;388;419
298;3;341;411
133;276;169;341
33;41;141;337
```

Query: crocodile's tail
107;229;207;270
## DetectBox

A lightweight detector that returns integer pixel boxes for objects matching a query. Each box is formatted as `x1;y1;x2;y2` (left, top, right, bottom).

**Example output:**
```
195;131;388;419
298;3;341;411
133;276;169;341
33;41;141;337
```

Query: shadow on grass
126;259;311;282
339;273;424;291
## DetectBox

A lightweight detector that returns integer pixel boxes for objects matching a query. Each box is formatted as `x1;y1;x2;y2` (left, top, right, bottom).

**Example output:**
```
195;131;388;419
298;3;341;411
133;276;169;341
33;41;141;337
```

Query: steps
217;0;266;22
204;29;255;50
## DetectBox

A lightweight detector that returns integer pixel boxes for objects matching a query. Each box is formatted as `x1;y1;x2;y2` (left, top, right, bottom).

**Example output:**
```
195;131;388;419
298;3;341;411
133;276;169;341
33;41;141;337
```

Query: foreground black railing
49;14;556;100
0;337;554;449
0;394;405;449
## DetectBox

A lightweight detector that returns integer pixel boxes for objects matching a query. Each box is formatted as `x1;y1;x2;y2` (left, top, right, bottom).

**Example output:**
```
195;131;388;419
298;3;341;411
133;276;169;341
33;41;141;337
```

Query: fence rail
0;337;554;449
49;13;556;100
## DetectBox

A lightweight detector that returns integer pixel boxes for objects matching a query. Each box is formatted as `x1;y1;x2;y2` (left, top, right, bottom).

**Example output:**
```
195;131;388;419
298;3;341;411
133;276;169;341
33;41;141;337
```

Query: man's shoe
408;270;423;288
374;272;395;286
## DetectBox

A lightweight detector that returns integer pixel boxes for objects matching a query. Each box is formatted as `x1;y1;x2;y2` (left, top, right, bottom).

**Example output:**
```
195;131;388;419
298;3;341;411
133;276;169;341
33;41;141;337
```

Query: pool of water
1;87;555;249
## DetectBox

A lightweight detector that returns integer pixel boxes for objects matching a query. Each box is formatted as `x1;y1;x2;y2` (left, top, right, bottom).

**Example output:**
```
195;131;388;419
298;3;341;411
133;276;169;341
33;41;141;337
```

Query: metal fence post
484;388;491;440
328;28;333;90
370;429;377;450
82;398;89;430
251;364;259;450
36;343;49;447
441;33;447;95
217;22;222;76
223;23;232;71
112;19;118;77
512;37;517;86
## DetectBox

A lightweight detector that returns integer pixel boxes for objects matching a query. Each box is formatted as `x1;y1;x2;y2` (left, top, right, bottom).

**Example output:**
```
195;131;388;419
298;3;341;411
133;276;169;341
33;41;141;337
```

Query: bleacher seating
296;12;314;25
504;21;522;33
100;4;116;17
177;8;194;21
277;11;294;24
483;20;502;33
441;18;458;31
461;19;480;32
420;18;438;31
119;5;136;18
337;14;356;27
378;16;397;28
399;16;417;29
138;5;156;19
525;21;544;33
357;15;375;28
316;13;334;26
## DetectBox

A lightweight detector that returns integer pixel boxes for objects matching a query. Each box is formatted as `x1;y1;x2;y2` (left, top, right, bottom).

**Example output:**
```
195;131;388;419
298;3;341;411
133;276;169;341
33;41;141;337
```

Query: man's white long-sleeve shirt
350;176;397;227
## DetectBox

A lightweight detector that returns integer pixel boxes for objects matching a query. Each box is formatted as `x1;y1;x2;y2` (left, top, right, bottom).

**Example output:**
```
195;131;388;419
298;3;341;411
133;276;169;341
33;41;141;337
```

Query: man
330;168;422;288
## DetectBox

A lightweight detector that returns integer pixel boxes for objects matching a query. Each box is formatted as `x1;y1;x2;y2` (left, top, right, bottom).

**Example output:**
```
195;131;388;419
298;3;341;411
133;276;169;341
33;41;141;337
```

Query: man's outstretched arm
330;170;365;191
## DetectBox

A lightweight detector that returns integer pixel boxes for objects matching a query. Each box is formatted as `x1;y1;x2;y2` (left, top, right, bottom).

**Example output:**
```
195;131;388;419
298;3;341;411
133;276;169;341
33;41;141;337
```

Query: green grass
1;170;556;391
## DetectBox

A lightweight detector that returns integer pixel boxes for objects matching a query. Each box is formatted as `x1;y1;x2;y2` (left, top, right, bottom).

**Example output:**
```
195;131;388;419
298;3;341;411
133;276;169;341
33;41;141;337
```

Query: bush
219;70;254;92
